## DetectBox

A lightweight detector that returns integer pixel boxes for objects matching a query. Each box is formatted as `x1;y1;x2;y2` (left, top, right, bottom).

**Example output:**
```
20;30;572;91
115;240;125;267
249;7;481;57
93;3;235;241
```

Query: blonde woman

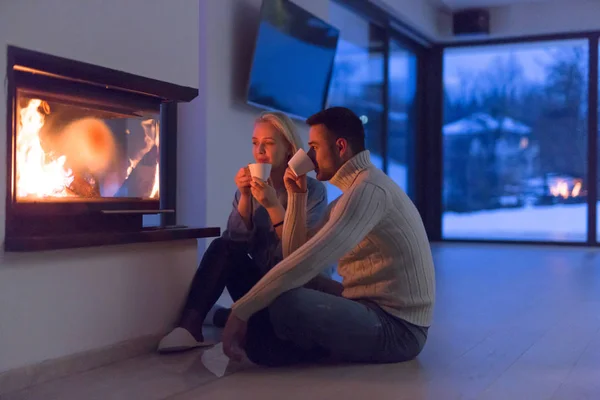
158;111;328;352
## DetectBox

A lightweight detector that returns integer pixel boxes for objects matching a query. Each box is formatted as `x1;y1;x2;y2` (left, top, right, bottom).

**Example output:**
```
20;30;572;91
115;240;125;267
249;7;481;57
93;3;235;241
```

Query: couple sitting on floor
158;107;436;366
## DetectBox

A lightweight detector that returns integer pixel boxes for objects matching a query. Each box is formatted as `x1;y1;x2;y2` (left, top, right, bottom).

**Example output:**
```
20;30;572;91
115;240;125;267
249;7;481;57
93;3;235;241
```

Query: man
222;107;436;366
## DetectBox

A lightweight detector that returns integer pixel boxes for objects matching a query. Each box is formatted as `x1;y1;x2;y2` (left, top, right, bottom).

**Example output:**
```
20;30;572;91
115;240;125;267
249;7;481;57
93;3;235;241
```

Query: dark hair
306;107;366;153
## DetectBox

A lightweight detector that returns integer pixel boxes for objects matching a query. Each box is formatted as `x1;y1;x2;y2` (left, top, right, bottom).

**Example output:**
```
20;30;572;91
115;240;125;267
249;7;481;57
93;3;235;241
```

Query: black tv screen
246;0;340;120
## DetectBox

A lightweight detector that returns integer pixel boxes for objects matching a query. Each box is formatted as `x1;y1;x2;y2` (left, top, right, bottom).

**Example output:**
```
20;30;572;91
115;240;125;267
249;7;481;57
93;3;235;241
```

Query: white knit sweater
232;151;436;327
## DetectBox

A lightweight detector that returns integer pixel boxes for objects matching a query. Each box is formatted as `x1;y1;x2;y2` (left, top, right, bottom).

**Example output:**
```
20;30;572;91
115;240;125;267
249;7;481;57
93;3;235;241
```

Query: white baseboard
0;334;162;395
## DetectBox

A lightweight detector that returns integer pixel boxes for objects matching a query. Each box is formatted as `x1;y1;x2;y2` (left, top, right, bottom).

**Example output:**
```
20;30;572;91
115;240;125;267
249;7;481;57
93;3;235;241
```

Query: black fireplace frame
5;46;219;251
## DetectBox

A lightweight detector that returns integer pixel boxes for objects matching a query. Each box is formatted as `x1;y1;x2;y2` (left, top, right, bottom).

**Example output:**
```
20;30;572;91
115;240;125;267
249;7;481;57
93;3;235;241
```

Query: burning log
68;174;101;198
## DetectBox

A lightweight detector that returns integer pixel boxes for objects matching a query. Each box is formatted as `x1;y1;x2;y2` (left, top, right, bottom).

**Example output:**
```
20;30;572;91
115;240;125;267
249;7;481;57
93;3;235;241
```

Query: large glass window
442;40;589;242
327;1;385;201
388;39;418;195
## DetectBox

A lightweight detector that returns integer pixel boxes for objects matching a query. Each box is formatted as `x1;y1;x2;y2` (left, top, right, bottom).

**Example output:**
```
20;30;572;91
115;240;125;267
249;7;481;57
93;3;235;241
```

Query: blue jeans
244;288;428;367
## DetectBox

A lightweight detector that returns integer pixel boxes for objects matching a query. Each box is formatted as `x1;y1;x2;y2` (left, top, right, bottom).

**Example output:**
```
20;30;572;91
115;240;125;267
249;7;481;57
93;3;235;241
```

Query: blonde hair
255;111;303;157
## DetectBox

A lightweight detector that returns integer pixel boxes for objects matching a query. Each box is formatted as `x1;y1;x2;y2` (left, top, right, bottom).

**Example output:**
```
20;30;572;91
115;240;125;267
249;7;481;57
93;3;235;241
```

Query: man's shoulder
351;167;408;207
356;167;395;191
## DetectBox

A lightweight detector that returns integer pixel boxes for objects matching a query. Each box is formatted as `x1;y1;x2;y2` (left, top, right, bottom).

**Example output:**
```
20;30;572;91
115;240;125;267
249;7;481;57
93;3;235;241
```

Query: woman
158;111;328;352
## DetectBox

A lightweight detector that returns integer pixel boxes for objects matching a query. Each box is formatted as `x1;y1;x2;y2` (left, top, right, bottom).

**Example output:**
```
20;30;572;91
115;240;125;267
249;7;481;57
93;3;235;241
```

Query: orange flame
149;123;160;199
149;162;160;199
16;99;74;198
16;98;160;200
550;179;582;199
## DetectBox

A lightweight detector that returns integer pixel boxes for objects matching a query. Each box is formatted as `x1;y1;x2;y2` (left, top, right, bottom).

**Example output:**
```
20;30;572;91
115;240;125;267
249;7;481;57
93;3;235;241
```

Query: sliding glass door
442;39;590;243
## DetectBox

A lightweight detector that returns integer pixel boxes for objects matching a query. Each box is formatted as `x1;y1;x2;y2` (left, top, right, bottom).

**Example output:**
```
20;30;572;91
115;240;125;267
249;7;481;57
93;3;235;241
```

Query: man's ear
336;138;349;156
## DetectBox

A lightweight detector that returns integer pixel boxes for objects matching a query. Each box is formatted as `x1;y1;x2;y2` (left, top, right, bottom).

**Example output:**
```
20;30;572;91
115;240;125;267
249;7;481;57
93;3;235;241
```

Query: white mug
288;149;315;177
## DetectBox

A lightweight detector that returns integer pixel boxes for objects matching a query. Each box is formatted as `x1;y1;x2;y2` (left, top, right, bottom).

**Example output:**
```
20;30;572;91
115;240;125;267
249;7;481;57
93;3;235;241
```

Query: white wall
378;0;441;40
0;0;200;373
197;0;329;231
489;0;600;38
439;0;600;41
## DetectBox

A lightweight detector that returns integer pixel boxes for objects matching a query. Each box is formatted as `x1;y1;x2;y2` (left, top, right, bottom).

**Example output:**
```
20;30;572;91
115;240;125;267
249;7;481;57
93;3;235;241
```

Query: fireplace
5;46;220;251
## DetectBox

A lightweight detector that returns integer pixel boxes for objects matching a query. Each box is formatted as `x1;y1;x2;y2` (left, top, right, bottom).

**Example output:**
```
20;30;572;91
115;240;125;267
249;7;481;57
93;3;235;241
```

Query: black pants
182;237;262;327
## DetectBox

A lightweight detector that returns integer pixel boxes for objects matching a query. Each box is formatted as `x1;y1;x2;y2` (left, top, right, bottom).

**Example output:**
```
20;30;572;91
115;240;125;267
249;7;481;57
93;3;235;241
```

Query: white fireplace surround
0;0;201;381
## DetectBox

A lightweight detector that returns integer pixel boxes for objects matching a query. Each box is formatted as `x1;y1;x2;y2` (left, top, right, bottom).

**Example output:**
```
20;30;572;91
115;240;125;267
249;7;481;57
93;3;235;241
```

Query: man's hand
284;167;307;194
222;313;248;362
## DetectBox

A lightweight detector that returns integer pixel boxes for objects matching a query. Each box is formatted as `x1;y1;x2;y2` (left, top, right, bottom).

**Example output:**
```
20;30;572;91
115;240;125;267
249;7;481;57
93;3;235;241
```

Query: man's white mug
248;163;271;181
288;148;315;177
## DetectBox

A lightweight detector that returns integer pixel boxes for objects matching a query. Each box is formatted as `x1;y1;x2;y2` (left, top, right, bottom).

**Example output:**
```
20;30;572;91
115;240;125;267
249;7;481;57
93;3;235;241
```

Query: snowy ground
443;203;600;242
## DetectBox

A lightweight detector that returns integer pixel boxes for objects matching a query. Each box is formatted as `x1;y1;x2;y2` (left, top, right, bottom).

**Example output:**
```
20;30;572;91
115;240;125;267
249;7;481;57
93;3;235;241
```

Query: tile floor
4;243;600;400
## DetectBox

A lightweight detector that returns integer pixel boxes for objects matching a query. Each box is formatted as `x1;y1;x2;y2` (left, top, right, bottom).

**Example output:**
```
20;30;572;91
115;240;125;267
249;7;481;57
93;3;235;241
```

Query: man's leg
244;288;425;366
244;306;329;367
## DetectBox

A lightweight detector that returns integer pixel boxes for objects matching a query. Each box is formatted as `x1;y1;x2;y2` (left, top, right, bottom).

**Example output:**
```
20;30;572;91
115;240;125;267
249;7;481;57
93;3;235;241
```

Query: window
442;40;589;242
327;1;386;202
326;2;423;203
388;39;418;195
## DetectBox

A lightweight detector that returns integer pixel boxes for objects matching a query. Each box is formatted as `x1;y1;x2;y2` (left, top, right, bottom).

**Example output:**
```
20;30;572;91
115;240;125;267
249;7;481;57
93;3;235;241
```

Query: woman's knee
205;237;228;254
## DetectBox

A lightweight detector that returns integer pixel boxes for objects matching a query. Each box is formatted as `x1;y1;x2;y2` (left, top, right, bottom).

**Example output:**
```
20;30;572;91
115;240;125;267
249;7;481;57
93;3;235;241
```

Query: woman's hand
284;168;307;194
235;167;252;196
250;178;280;209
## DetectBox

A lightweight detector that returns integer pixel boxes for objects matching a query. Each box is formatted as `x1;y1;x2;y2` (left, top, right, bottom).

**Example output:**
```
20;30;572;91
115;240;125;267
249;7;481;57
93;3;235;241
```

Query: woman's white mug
248;163;271;181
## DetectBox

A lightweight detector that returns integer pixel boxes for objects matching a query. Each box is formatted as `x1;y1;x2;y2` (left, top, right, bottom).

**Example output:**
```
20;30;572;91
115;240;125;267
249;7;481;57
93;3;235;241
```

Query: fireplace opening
15;91;160;203
5;46;220;251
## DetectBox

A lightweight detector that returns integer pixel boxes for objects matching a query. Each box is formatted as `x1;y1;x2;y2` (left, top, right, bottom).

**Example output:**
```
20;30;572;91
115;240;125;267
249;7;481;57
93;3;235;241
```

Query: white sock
204;305;225;326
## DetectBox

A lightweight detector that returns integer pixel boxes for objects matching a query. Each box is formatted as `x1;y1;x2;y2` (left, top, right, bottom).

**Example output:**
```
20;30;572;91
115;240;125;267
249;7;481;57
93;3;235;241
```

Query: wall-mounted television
246;0;340;120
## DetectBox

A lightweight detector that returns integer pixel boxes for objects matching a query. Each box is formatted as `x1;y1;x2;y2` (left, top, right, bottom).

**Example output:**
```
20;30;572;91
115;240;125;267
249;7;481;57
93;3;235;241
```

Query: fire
58;117;116;176
149;162;160;198
16;98;160;200
16;99;74;198
572;181;582;197
149;123;160;199
549;179;582;199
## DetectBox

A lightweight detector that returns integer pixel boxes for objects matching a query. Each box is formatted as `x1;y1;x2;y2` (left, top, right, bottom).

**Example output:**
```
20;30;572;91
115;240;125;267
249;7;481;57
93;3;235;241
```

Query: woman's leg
179;238;257;341
205;252;266;328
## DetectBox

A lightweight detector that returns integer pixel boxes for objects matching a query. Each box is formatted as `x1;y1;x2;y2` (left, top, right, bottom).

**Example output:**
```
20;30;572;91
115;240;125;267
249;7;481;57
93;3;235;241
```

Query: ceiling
432;0;554;10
